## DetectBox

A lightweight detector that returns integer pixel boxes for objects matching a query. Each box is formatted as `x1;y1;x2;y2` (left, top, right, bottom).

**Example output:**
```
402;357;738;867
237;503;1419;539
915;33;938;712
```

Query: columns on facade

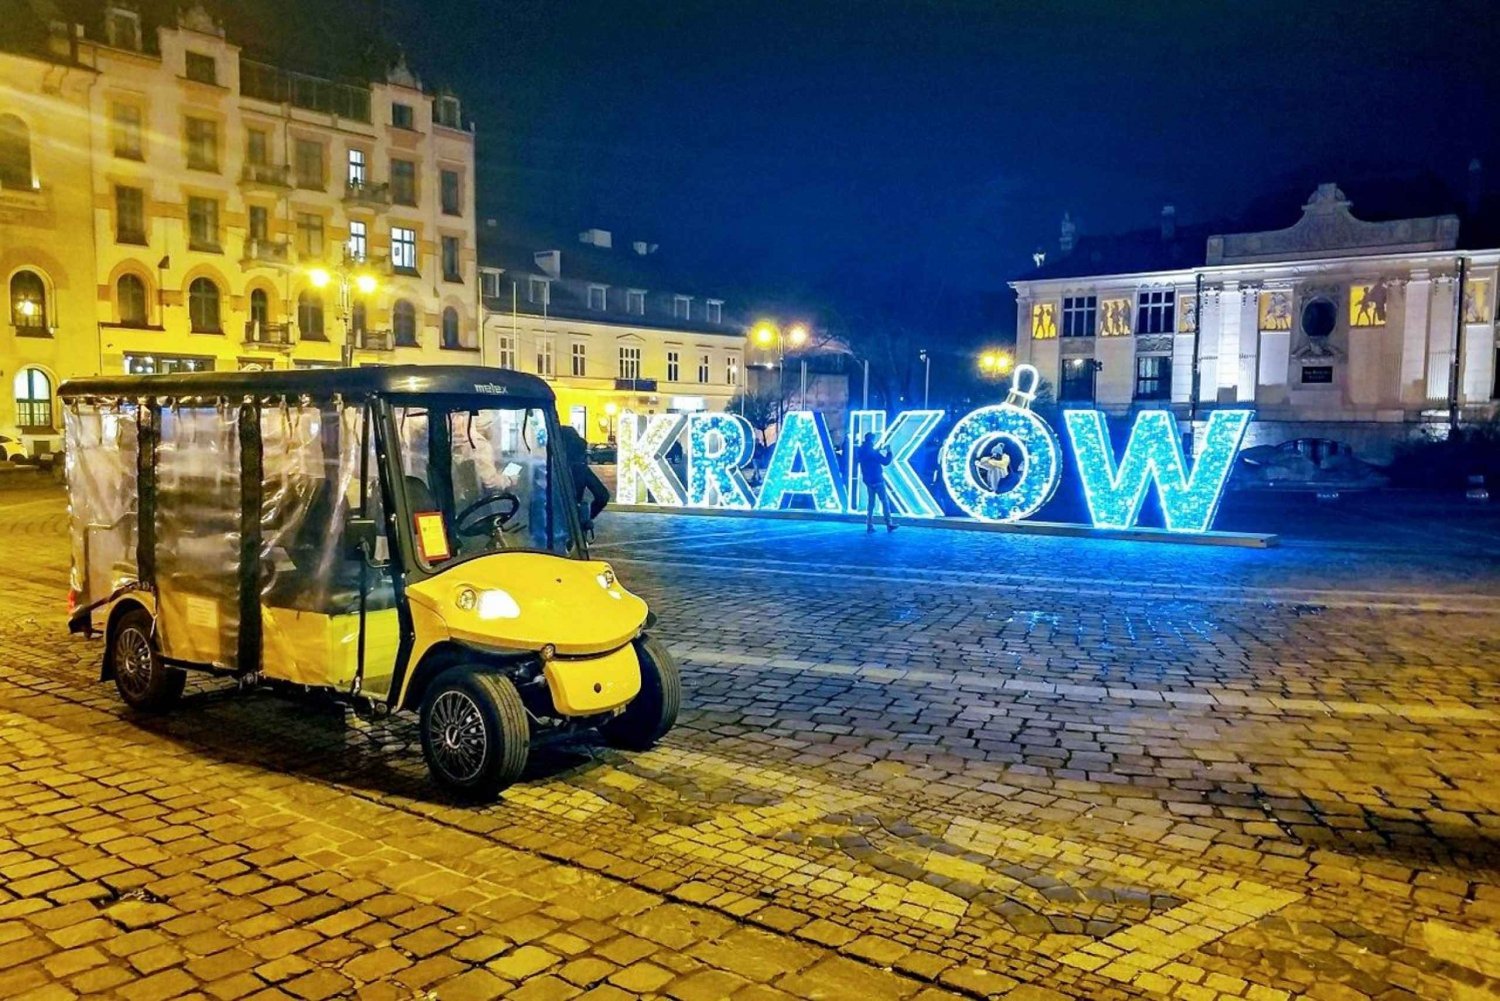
1424;274;1457;404
1236;285;1260;403
1196;283;1225;401
1399;270;1431;405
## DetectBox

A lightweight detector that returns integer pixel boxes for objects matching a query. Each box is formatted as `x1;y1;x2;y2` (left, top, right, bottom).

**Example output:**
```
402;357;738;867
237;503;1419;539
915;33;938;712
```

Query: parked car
1235;437;1388;492
587;442;617;464
0;433;27;463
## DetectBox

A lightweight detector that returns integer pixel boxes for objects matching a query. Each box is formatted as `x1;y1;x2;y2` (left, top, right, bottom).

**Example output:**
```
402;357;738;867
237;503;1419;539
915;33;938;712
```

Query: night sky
59;0;1500;337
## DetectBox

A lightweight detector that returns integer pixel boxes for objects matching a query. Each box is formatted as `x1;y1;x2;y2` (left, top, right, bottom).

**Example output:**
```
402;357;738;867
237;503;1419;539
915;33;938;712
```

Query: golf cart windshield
393;402;581;567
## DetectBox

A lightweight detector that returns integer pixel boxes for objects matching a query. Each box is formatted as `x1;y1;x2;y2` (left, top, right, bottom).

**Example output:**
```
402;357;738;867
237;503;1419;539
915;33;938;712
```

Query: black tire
602;634;681;751
419;668;530;800
111;608;186;712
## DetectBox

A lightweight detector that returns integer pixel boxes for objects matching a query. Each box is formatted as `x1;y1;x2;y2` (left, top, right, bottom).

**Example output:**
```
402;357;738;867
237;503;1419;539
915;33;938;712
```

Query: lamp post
751;320;809;427
603;401;619;442
309;250;379;367
919;349;930;409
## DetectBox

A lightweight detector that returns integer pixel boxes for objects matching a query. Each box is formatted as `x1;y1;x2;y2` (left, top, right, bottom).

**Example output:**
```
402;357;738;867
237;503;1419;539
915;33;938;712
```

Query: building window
111;104;143;160
1134;355;1171;400
115;185;146;244
441;308;460;349
497;335;516;370
105;6;142;50
1061;295;1097;337
698;352;710;383
0;115;29;190
393;299;417;346
10;270;46;329
185;51;217;85
391;102;414;129
588;285;607;311
1059;357;1097;402
296;213;324;258
726;356;738;386
706;300;722;324
627;289;645;315
619;345;641;381
528;278;549;305
572;342;588;377
117;274;148;326
188;277;221;333
13;368;53;431
246;128;268;166
435;95;462;129
390;159;416;205
297;290;324;339
187;196;219;251
480;270;501;299
248;205;270;243
350;301;367;336
1300;365;1334;385
536;335;554;376
347;148;366;186
441;236;461;282
440;169;461;215
248;288;269;334
347;220;368;261
185;117;218;171
390;226;417;272
1135;289;1175;335
293;138;323;189
666;350;680;383
673;295;691;320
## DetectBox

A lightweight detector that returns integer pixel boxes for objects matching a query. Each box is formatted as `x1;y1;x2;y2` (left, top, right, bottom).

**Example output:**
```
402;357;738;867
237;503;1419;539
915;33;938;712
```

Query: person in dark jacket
855;432;897;533
559;425;610;535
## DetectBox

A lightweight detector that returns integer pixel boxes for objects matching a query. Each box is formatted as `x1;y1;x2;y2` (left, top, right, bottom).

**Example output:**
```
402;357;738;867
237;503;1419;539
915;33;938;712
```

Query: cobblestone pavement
2;484;1500;1000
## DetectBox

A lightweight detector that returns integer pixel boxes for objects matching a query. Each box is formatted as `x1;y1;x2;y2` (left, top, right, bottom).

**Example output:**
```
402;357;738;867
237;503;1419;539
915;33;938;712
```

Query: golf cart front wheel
419;668;530;800
602;634;681;751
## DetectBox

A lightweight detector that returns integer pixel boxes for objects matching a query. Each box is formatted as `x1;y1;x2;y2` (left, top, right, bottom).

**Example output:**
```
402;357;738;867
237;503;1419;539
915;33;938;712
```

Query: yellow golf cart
61;366;678;799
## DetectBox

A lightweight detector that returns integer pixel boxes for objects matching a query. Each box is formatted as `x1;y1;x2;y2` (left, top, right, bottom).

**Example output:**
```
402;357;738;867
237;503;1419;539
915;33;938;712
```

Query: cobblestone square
1;484;1498;1000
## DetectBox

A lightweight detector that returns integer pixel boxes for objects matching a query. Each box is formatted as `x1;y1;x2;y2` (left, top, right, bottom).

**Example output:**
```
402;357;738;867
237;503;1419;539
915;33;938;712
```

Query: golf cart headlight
596;564;616;589
455;587;478;611
474;588;521;620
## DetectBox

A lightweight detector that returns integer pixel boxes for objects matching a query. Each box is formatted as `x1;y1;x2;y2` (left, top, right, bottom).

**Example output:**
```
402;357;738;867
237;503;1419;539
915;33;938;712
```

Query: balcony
356;328;393;351
242;237;291;267
244;321;293;346
344;181;390;209
240;59;372;123
240;163;291;189
615;377;658;392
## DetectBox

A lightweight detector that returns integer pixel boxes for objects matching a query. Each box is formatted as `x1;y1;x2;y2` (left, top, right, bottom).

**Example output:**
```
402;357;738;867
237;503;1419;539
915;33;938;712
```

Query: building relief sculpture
1206;184;1460;265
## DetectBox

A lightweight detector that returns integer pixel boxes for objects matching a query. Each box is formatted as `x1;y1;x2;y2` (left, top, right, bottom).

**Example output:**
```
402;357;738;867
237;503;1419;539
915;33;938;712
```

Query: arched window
297;290;324;340
393;299;417;346
188;277;220;332
0;115;31;190
13;368;53;431
441;307;460;349
10;270;46;330
117;274;148;326
249;288;269;336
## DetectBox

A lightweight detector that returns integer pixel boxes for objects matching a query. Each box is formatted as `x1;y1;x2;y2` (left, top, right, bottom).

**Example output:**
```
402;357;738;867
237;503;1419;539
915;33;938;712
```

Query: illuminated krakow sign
618;366;1253;535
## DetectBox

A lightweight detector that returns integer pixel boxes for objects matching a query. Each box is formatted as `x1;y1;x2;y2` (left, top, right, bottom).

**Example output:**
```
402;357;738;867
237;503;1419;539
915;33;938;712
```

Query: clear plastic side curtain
64;402;140;606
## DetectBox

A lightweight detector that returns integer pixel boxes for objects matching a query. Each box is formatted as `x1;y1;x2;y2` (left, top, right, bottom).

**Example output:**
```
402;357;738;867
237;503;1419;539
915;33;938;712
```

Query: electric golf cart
61;366;678;799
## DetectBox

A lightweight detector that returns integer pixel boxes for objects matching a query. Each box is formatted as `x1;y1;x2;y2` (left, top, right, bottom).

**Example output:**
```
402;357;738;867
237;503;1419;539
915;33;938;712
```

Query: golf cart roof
59;365;554;404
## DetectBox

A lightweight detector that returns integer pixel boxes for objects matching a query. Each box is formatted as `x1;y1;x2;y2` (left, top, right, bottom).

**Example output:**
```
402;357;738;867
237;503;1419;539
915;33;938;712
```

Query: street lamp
750;320;811;417
604;401;618;441
978;350;1013;378
919;349;930;409
309;251;380;367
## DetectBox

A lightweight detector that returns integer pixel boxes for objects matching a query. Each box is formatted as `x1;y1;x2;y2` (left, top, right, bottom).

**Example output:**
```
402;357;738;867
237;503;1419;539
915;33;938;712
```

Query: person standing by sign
856;433;898;533
559;425;609;537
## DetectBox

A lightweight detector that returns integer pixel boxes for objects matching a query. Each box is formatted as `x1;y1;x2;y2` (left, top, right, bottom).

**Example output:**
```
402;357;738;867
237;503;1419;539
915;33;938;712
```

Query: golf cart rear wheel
602;635;681;751
112;608;186;712
419;668;529;800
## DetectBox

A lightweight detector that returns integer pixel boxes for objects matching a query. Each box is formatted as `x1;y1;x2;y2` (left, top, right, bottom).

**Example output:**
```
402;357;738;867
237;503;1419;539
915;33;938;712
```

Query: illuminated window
706;300;723;324
627;289;645;315
185;51;216;85
572;341;587;377
187;196;219;251
111;104;143;160
1059;357;1096;402
667;350;680;382
497;334;516;370
391;159;416;205
1030;302;1057;339
536;335;554;376
13;368;53;431
441;169;461;215
1259;290;1293;331
619;345;641;381
393;300;417;346
115;185;145;244
674;295;691;320
348;220;367;260
296;213;324;257
188;277;221;333
297;290;324;339
1061;296;1096;337
588;285;607;310
1134;355;1171;400
185;117;217;171
391;102;414;129
125;354;213;375
528;277;550;305
697;352;710;383
1098;297;1132;336
1135;289;1175;334
441;308;460;349
390;226;416;272
117;274;147;326
10;270;46;329
441;236;461;282
1349;283;1387;327
347;148;366;186
293;138;322;188
726;356;738;386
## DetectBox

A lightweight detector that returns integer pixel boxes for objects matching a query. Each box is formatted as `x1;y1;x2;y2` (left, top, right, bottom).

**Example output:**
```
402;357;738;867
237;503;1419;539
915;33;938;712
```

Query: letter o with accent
939;405;1062;522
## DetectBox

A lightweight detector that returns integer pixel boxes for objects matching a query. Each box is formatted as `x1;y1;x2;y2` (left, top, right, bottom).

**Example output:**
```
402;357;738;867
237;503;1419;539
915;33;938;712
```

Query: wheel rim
115;626;154;700
428;690;488;783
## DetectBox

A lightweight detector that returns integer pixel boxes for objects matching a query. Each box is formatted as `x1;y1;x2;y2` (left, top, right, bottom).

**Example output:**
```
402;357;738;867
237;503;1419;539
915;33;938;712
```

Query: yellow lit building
1;3;479;453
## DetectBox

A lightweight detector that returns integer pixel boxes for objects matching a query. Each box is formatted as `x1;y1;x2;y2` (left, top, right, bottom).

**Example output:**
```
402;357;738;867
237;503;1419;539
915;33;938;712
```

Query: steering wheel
455;492;522;538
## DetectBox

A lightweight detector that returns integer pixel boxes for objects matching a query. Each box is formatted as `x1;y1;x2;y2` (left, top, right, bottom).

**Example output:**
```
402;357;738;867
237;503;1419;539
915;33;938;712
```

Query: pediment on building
1206;184;1459;265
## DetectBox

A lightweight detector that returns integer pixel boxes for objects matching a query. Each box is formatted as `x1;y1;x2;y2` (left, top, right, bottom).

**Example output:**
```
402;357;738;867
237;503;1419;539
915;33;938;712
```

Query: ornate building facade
1;4;478;454
1012;184;1499;456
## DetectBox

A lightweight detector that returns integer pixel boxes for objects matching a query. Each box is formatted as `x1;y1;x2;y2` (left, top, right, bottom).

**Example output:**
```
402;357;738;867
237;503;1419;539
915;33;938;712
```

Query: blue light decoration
939;365;1062;522
754;411;846;513
845;409;943;518
616;411;687;506
1063;408;1252;533
686;412;755;509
